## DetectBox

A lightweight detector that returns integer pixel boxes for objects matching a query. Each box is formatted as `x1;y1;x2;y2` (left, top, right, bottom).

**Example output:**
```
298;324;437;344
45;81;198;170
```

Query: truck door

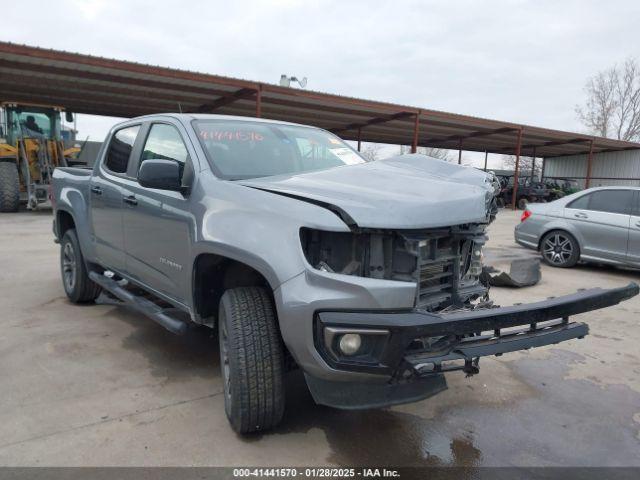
121;122;195;306
90;125;140;273
627;190;640;265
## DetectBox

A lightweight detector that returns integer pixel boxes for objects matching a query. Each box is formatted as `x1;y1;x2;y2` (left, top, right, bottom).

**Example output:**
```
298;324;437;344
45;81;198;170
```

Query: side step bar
89;272;188;335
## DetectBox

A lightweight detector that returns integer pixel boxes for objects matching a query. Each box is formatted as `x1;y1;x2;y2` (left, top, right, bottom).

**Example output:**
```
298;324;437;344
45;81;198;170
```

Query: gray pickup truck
52;113;638;433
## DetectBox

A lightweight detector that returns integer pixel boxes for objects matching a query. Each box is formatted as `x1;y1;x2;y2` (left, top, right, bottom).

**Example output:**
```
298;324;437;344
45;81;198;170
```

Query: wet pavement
0;209;639;466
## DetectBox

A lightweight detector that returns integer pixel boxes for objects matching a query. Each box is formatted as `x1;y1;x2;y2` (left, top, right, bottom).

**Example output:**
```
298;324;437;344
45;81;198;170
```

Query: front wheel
540;230;579;268
218;286;285;434
60;229;101;303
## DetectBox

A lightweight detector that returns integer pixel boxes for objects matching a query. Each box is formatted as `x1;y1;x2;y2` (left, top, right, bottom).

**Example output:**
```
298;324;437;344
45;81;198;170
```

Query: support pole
411;112;420;153
458;139;462;165
585;139;594;188
511;128;523;210
357;128;362;152
530;147;537;180
255;86;262;118
541;157;547;182
483;151;488;171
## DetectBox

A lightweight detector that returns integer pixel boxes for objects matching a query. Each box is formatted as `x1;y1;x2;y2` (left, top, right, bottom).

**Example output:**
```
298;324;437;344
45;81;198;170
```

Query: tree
360;142;382;161
399;145;453;161
502;155;541;179
576;58;640;140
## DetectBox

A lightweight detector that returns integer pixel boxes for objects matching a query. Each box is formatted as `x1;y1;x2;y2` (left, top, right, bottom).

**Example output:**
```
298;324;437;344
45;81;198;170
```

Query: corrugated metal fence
544;149;640;188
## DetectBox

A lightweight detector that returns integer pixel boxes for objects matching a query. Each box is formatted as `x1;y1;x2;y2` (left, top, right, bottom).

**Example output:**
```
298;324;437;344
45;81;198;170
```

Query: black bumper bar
315;282;639;376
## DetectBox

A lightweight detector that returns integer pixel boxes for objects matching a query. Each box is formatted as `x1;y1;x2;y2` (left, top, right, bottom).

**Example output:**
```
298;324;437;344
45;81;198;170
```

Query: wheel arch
192;252;278;325
536;221;584;253
56;209;76;239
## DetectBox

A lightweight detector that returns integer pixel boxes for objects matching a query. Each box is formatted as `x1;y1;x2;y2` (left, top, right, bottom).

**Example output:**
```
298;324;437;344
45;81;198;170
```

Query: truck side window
140;124;190;184
105;125;140;174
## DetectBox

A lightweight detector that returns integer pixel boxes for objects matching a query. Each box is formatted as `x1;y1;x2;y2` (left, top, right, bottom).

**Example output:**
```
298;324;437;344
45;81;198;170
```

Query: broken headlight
299;228;417;280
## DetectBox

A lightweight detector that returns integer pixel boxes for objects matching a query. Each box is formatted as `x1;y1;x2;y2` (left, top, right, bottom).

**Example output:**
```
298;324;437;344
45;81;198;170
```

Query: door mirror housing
138;159;183;191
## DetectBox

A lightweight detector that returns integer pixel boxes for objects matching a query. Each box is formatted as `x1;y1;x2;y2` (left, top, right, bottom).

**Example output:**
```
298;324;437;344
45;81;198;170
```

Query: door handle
635;221;640;228
574;212;588;219
90;186;102;195
123;195;138;206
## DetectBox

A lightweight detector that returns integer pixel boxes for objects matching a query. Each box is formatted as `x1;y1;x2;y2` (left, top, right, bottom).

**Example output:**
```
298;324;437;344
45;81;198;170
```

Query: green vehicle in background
545;178;581;201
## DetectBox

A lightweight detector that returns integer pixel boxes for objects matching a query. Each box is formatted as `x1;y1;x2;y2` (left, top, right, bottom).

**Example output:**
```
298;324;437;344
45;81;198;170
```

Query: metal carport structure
1;41;639;208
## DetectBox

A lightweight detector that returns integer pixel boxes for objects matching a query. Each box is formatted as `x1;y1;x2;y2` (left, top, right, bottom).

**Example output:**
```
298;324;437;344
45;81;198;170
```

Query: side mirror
138;159;182;191
65;111;74;123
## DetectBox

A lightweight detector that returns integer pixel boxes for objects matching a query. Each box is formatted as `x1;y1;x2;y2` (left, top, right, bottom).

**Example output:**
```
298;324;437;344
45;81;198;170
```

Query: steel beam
511;128;523;210
198;88;257;113
255;86;262;118
585;139;595;188
530;147;537;180
458;139;462;165
331;111;415;134
357;128;362;152
484;151;488;171
495;137;590;155
411;112;420;153
428;127;517;145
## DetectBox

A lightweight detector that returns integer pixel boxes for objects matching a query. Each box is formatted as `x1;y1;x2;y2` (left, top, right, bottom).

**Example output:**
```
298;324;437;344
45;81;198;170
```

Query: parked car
515;186;640;268
497;175;550;209
51;114;638;433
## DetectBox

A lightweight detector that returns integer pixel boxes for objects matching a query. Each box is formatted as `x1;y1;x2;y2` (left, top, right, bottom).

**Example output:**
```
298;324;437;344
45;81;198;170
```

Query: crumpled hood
238;154;496;229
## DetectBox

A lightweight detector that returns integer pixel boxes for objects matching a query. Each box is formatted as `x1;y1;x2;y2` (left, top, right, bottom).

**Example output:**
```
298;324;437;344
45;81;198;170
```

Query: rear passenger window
104;126;139;174
568;190;632;215
567;194;590;210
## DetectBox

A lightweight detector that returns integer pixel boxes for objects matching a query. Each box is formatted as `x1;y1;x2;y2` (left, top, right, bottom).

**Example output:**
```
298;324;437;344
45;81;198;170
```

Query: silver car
515;186;640;268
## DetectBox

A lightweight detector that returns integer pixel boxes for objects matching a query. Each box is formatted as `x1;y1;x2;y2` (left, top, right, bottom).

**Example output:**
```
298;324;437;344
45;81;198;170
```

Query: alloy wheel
543;233;573;265
62;242;77;291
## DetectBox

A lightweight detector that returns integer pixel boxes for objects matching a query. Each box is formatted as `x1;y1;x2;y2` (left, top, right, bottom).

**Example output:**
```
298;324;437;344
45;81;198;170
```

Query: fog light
339;333;362;356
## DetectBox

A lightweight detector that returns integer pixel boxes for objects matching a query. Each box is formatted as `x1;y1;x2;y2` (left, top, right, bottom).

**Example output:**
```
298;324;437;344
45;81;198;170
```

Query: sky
3;0;640;168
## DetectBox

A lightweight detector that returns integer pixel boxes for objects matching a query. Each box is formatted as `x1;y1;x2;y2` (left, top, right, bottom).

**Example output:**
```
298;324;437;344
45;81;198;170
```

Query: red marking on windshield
199;130;264;141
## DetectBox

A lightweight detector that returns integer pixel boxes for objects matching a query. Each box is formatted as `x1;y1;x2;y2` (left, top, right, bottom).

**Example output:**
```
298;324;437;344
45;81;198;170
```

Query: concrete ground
0;209;639;467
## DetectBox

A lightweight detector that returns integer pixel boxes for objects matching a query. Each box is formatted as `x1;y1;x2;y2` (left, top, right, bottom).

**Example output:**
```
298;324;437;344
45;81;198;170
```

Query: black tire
517;197;528;210
218;286;285;434
540;230;579;268
0;161;20;212
60;229;101;303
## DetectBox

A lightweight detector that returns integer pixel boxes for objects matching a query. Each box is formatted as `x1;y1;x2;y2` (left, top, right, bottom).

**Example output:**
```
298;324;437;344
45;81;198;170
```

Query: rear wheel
540;230;579;268
218;286;285;434
517;197;528;210
60;229;101;303
0;161;20;212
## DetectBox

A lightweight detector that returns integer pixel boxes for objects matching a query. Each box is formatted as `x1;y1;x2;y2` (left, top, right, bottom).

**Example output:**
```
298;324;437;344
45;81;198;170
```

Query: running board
89;272;188;335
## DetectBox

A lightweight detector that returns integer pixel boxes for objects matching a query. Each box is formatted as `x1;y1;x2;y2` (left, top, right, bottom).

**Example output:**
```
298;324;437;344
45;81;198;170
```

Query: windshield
193;119;365;179
4;107;60;143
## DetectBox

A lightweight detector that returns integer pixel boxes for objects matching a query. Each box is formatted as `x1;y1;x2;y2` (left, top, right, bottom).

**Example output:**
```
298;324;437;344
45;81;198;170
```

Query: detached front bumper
305;282;638;409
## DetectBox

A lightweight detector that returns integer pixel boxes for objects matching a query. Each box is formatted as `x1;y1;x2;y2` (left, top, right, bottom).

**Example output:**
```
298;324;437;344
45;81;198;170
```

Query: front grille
415;233;472;310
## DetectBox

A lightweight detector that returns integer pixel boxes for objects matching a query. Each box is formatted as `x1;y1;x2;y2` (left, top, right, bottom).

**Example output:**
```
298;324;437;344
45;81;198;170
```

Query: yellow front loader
0;102;80;212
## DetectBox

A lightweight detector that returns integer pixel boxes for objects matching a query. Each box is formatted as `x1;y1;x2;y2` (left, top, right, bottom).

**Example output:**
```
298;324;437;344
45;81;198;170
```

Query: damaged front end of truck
300;217;638;408
244;155;639;409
